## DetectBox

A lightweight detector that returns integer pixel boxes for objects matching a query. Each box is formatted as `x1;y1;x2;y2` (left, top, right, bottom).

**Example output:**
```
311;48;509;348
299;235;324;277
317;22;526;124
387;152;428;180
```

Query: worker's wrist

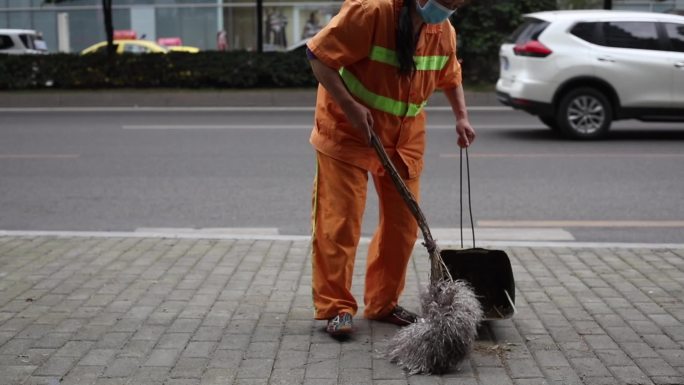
456;114;470;123
338;97;359;111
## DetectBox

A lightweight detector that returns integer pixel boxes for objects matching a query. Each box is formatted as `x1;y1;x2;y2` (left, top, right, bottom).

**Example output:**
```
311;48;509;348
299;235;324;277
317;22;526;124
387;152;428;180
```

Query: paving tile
102;357;140;377
79;349;117;366
170;357;208;379
208;349;242;369
304;358;338;379
60;365;104;385
126;366;168;384
569;357;612;378
0;365;37;385
610;365;654;385
200;368;237;385
34;355;78;377
182;341;216;358
635;358;681;377
144;348;181;367
54;341;94;357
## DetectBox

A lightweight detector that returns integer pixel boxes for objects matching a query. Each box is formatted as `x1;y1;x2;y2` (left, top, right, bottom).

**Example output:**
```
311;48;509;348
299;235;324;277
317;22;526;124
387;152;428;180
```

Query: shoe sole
326;325;353;336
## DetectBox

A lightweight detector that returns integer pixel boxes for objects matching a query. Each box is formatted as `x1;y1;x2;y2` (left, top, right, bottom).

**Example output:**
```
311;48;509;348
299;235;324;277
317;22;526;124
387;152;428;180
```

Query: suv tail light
507;18;551;58
513;40;552;57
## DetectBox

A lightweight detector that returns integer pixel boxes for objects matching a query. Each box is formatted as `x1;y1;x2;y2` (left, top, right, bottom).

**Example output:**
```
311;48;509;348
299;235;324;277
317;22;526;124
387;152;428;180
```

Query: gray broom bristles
385;279;483;375
369;132;482;374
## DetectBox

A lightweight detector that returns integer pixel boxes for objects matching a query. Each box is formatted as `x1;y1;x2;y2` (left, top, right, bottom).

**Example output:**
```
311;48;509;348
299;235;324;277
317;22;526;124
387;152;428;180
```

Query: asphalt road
1;106;683;244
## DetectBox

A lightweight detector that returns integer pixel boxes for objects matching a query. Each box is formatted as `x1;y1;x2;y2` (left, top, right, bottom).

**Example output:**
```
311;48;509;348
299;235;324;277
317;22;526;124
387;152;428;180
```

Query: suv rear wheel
557;87;612;140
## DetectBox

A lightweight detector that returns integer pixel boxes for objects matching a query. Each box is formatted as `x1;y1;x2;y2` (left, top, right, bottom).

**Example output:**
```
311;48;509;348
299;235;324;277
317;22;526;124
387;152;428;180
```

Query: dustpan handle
368;130;436;253
460;147;476;248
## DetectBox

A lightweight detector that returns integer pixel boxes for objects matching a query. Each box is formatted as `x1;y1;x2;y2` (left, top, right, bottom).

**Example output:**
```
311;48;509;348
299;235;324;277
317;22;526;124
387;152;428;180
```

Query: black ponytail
396;0;416;76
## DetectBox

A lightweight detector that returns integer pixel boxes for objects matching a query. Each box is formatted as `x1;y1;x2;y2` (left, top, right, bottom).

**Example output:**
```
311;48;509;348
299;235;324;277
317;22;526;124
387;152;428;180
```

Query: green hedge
1;1;559;90
0;50;318;90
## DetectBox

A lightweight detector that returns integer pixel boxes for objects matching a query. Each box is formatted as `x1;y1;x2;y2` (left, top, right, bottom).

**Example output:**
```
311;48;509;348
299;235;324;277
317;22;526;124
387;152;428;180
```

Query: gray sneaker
326;312;353;336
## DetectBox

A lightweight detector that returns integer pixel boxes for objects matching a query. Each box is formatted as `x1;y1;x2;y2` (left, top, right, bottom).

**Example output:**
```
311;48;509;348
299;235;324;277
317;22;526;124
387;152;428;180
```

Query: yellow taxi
166;45;200;53
81;40;169;54
157;37;200;53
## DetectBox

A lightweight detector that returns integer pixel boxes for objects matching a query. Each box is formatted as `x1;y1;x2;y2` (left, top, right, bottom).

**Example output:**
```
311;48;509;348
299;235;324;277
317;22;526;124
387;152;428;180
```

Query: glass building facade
0;0;681;53
0;0;342;53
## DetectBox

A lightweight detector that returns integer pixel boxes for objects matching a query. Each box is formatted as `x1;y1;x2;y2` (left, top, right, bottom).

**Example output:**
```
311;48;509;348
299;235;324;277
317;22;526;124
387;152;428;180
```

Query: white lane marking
135;227;279;235
0;229;682;249
122;124;541;130
479;220;684;228
1;107;315;113
441;153;684;159
431;227;575;241
433;240;684;249
431;106;510;112
123;124;306;130
0;154;80;159
0;106;511;113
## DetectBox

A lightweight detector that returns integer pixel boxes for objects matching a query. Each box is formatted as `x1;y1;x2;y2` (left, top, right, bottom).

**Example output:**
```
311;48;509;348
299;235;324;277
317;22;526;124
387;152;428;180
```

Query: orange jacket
307;0;462;179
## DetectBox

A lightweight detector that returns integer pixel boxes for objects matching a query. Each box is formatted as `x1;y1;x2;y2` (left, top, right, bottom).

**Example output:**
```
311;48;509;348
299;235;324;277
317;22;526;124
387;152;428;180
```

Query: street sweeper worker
307;0;475;336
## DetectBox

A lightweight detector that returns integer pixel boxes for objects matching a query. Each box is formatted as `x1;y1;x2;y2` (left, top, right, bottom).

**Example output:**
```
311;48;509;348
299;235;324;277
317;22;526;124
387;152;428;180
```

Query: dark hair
396;0;416;76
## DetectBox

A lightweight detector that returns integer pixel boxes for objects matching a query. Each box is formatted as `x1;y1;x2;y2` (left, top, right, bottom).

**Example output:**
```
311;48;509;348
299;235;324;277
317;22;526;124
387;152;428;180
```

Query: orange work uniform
307;0;462;320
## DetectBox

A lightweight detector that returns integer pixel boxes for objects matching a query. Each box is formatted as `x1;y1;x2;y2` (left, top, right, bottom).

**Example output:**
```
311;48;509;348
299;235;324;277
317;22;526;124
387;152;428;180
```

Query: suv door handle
597;56;615;63
675;62;684;69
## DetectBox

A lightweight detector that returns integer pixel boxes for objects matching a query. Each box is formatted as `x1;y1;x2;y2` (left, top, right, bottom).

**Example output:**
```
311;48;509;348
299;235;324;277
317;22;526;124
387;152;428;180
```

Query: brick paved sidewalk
0;235;682;385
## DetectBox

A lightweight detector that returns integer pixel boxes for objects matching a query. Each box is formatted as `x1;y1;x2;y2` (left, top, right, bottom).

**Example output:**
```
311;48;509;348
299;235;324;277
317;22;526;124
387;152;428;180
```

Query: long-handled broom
369;130;483;375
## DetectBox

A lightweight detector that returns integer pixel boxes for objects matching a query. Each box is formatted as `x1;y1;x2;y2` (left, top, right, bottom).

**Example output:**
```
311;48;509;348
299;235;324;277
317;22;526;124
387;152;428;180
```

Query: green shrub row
1;1;558;90
0;50;318;90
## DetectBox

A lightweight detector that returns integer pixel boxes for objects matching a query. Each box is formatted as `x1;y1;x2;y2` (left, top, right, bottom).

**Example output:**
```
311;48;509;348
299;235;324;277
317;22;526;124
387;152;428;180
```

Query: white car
496;10;684;139
0;29;48;55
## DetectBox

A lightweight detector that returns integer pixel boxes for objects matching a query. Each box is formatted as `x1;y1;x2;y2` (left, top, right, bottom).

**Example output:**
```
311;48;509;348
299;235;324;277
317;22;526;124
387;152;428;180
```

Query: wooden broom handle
369;130;437;254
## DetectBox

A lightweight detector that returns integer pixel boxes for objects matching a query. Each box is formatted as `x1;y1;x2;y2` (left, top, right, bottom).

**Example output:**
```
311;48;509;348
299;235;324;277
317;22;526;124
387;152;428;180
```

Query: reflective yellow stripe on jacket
340;45;450;117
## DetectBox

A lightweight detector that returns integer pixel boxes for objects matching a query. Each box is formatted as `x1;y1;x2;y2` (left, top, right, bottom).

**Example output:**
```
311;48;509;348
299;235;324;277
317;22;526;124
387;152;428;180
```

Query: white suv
496;10;684;139
0;29;48;55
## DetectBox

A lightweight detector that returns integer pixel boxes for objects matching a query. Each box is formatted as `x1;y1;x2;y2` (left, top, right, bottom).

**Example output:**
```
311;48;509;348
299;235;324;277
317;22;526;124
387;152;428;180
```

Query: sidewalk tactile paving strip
0;236;682;384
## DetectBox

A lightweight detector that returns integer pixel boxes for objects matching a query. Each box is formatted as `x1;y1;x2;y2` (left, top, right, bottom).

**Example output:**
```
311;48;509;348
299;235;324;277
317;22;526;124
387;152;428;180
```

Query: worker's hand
342;100;374;145
456;118;476;148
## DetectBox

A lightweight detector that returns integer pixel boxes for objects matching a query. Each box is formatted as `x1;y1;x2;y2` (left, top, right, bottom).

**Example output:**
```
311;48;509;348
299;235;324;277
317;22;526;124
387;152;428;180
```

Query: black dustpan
442;148;516;320
441;248;515;320
370;131;515;319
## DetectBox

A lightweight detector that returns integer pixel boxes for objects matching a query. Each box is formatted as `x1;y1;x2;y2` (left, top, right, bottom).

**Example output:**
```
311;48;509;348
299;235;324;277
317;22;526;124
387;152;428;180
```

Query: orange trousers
311;151;419;320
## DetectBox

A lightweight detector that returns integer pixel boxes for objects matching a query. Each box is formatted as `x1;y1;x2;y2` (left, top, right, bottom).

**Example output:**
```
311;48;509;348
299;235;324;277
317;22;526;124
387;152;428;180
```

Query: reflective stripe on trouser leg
311;151;368;320
363;156;419;319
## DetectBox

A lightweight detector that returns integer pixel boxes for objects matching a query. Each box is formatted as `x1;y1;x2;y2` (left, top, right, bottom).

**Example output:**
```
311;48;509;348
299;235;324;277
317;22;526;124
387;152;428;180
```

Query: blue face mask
415;0;456;24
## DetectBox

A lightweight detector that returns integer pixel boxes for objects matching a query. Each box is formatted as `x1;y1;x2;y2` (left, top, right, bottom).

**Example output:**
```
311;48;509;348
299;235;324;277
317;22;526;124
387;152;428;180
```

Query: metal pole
57;12;71;53
603;0;612;9
256;0;263;52
217;0;224;36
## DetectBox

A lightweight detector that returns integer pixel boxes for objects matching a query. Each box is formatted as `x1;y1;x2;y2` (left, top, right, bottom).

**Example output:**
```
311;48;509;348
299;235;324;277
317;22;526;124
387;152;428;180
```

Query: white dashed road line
478;220;684;228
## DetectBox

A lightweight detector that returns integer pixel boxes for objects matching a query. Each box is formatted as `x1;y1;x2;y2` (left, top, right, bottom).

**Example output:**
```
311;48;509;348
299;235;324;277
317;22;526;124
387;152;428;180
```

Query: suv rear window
570;22;599;44
19;34;33;49
506;18;550;44
664;23;684;52
0;35;13;50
